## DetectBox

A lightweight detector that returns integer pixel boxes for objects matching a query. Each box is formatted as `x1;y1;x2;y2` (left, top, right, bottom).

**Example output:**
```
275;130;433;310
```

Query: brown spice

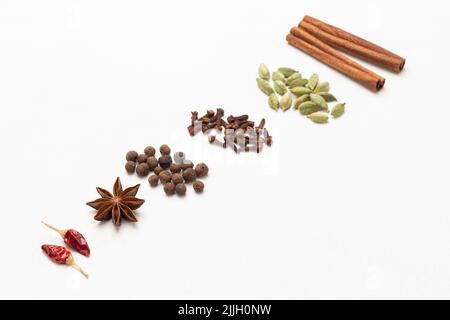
137;154;148;163
189;109;272;154
170;163;182;173
86;177;144;226
287;28;385;92
160;144;171;155
158;155;173;169
182;168;197;182
301;15;405;72
193;181;204;193
136;163;150;177
175;183;187;196
148;174;159;187
181;160;194;170
153;166;164;175
146;156;158;170
126;151;138;162
172;173;183;185
125;161;136;174
194;163;209;178
144;146;156;157
164;182;175;195
158;171;172;184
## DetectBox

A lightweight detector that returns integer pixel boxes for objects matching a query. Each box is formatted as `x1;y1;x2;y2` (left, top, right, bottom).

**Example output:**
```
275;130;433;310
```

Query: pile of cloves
125;145;208;196
187;108;273;153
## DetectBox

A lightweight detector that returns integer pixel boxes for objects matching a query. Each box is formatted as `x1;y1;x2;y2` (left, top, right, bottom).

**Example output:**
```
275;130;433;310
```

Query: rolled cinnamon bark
301;16;405;72
291;27;385;84
286;32;385;92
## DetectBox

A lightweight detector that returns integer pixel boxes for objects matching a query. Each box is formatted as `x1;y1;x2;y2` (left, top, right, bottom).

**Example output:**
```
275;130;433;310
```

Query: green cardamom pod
286;72;302;86
306;73;319;90
310;93;329;111
299;101;321;115
280;92;292;111
278;67;297;78
268;93;279;110
314;82;330;93
288;78;308;89
331;103;346;118
307;111;329;124
256;78;274;96
274;80;287;95
258;63;270;81
290;86;312;97
272;71;285;83
317;92;337;102
294;94;311;109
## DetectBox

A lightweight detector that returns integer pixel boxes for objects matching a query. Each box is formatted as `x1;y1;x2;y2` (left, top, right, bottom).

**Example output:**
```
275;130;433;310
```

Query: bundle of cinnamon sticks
286;15;405;92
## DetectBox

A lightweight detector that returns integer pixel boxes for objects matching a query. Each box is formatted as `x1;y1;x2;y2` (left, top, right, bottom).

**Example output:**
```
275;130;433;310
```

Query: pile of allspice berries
256;64;346;124
125;145;208;196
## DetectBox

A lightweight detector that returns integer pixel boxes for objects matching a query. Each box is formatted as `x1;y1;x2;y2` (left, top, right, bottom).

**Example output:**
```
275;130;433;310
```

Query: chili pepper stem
66;256;88;279
41;221;66;237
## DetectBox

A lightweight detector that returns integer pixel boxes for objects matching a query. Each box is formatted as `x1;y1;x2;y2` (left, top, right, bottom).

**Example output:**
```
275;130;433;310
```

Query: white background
1;0;450;299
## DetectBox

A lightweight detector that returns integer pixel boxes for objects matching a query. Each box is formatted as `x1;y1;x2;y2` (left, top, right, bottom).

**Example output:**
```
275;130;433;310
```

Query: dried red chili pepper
42;221;90;256
41;244;88;278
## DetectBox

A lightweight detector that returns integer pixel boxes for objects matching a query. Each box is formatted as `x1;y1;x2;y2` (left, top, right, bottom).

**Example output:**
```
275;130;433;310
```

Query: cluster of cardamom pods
256;64;345;124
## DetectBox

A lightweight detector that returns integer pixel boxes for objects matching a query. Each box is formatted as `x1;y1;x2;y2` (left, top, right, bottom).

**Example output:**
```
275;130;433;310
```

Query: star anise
86;177;145;226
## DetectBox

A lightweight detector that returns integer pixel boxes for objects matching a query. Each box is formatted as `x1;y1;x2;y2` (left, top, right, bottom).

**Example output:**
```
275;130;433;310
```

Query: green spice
310;93;328;111
290;86;311;97
278;67;297;78
256;64;346;123
274;80;287;95
272;71;285;83
299;101;321;115
268;93;279;110
306;73;319;90
280;92;292;111
256;78;274;96
331;103;346;118
307;111;329;124
294;94;311;109
288;78;308;89
317;92;337;102
258;64;270;81
286;72;302;86
314;82;330;93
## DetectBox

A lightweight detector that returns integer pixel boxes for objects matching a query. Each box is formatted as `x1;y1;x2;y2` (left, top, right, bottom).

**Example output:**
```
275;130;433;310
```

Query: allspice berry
175;183;187;196
182;168;197;182
153;166;164;175
148;174;159;187
137;154;148;163
146;156;158;170
181;160;194;170
164;182;175;195
160;144;171;155
158;155;173;169
172;173;183;185
136;163;150;177
125;161;136;174
169;163;181;173
158;170;172;184
144;146;156;157
126;151;138;162
193;181;204;193
195;163;209;178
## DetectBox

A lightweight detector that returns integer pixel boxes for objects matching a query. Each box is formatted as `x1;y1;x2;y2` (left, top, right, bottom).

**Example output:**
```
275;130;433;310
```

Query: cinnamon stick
301;16;405;72
291;27;385;84
286;32;385;92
